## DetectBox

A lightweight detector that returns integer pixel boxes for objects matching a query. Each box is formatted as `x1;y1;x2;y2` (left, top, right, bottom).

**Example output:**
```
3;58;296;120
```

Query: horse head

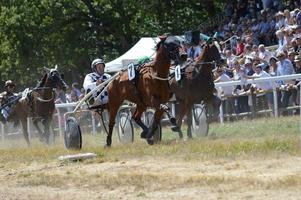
156;35;187;63
44;65;68;91
195;43;221;77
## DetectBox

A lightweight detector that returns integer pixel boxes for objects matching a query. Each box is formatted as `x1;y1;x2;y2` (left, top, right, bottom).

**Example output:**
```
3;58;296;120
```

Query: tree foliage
0;0;224;87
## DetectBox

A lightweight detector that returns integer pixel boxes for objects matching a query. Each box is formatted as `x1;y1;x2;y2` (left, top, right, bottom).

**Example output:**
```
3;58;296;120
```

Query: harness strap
36;91;54;102
151;73;169;81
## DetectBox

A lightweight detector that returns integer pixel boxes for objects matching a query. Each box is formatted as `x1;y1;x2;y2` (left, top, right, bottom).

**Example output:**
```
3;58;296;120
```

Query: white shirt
252;71;273;90
83;72;111;105
276;59;295;76
259;50;272;63
217;73;234;96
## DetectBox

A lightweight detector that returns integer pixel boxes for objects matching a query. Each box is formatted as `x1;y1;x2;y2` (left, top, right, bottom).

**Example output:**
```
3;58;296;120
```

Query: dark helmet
91;58;105;72
4;80;16;88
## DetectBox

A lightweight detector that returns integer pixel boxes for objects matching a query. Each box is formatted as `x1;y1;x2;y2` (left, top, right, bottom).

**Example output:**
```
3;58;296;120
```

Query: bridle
34;70;66;102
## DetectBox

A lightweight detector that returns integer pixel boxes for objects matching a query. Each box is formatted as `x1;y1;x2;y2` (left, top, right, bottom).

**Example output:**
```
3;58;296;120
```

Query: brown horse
170;43;222;139
106;35;187;147
14;66;67;146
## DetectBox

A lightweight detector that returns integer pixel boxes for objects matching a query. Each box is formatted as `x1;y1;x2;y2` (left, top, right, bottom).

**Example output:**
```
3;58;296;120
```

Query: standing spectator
71;82;81;98
276;51;296;114
55;85;66;104
187;44;201;61
214;68;235;120
292;55;301;111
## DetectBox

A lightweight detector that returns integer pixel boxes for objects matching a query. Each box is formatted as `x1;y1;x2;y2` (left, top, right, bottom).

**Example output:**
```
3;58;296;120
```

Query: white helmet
91;58;105;71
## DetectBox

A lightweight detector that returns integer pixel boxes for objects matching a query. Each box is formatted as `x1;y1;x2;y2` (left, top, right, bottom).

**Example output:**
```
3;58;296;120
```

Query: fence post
218;87;224;123
299;85;301;149
272;86;278;118
56;108;62;137
91;111;96;135
1;122;4;141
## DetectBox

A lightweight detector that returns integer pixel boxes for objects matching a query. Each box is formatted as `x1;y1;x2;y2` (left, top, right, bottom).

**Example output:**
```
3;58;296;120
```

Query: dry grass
0;116;301;199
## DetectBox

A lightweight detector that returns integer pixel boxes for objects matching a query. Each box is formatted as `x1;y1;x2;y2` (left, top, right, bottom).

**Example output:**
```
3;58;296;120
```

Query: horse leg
186;112;193;139
145;109;164;142
33;119;44;142
106;100;123;147
42;118;51;145
20;118;30;146
132;105;148;138
173;101;191;139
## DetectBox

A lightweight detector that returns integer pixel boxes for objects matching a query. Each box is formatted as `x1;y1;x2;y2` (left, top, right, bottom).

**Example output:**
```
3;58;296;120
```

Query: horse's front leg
32;118;45;142
42;117;51;145
20;117;30;146
173;101;192;139
132;104;148;138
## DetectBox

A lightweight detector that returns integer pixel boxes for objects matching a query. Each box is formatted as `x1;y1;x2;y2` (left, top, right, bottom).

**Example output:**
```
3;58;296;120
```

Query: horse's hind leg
106;100;123;147
132;105;148;138
186;113;193;139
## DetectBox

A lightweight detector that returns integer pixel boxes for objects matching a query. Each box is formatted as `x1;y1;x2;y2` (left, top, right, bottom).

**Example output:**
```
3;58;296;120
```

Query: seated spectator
276;29;288;53
258;44;273;63
236;37;244;56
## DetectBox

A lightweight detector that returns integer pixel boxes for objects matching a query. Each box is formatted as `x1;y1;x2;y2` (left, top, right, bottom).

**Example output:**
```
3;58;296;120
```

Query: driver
0;80;17;120
83;58;111;105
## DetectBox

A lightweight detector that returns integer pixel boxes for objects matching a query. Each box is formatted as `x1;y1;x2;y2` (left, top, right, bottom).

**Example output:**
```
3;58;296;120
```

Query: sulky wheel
191;104;209;137
64;117;82;150
144;110;162;144
117;111;134;144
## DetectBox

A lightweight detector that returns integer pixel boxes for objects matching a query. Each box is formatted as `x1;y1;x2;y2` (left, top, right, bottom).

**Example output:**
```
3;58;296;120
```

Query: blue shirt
277;59;295;76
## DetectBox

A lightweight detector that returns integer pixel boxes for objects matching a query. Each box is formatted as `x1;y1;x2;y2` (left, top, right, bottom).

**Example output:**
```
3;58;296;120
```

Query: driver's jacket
0;91;17;120
83;72;111;105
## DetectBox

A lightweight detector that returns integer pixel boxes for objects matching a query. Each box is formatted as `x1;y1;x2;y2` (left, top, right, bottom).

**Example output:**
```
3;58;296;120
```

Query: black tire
117;111;134;144
144;110;162;143
64;117;82;149
191;104;209;137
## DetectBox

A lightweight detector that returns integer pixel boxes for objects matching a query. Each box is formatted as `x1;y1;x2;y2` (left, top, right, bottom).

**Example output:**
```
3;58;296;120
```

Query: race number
175;65;181;81
127;63;135;81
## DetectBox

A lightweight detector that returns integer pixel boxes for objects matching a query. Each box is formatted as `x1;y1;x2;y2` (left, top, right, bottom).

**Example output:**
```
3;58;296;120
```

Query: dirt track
1;155;301;200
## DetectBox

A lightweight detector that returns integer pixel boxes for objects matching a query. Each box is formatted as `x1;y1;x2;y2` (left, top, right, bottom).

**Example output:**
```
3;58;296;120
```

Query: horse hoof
104;144;111;148
170;117;176;124
171;125;180;132
140;131;147;139
147;138;154;145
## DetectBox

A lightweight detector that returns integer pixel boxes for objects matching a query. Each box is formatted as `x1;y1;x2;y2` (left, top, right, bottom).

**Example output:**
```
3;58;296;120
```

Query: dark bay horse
106;35;187;147
15;66;67;146
170;43;222;139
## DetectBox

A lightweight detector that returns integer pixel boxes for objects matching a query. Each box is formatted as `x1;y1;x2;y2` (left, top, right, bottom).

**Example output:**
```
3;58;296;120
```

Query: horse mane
36;73;48;88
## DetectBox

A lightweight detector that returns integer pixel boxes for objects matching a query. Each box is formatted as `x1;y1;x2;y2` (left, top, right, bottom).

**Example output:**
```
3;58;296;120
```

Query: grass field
0;116;301;199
